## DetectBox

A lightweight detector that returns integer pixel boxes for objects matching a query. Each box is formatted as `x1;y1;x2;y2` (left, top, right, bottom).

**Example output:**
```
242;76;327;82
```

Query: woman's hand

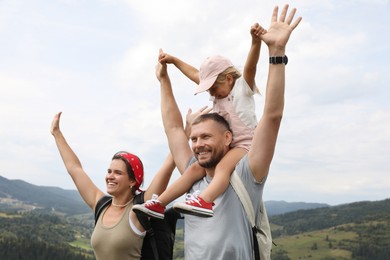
50;112;62;136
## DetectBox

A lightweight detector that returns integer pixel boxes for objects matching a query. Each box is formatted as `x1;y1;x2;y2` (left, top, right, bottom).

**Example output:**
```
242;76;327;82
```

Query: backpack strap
230;171;273;259
230;170;260;260
94;195;112;225
134;192;159;260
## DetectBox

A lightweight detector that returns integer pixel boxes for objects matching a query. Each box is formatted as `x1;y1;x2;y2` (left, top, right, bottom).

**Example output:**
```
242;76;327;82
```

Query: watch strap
269;55;288;65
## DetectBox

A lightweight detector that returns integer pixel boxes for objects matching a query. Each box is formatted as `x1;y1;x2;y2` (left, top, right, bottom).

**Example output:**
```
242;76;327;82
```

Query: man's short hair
192;113;232;134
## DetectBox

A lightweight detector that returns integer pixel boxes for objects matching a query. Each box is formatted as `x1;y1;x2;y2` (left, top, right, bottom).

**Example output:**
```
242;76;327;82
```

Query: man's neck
204;167;216;178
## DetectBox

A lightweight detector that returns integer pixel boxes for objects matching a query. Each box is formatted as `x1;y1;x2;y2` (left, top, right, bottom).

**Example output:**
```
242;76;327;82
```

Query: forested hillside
0;211;94;259
270;199;390;260
2;199;389;259
1;176;389;259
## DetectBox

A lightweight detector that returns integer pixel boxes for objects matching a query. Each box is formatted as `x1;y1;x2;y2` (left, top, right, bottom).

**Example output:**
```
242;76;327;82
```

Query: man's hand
262;5;302;54
158;50;176;64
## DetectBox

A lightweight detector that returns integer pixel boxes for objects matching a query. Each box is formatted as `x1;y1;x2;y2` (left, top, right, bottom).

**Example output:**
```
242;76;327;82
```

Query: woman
50;112;175;259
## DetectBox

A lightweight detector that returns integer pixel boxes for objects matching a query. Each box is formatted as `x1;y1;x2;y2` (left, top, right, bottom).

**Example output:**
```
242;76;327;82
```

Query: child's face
208;75;233;99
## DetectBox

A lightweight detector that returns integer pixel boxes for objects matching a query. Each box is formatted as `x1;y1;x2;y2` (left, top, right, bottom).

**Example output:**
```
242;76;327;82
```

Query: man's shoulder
186;156;197;169
235;154;250;172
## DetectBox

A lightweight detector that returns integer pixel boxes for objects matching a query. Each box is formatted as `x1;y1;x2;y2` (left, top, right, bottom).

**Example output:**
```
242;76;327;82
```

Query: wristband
269;55;288;65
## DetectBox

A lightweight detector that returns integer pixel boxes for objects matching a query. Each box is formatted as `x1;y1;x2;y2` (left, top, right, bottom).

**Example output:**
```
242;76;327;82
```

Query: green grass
69;234;95;259
0;212;21;218
173;228;185;260
272;227;357;259
69;238;92;251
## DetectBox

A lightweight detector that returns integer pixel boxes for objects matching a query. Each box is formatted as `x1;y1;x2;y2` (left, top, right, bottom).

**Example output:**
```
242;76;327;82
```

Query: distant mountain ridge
270;198;390;234
265;200;329;216
0;175;89;215
0;175;328;216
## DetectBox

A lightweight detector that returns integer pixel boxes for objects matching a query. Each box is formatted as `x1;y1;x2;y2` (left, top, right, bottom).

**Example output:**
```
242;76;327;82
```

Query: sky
0;0;389;206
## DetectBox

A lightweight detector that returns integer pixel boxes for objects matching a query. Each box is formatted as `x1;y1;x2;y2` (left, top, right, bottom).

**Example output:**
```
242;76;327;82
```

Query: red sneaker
173;191;214;217
132;194;165;219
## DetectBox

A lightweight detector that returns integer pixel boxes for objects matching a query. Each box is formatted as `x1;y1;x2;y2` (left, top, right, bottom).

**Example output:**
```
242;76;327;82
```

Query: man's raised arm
248;5;302;182
156;49;193;174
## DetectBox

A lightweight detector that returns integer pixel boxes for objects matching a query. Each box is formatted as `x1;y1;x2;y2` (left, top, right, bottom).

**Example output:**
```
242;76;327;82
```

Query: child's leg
158;162;205;206
132;163;205;219
200;147;247;203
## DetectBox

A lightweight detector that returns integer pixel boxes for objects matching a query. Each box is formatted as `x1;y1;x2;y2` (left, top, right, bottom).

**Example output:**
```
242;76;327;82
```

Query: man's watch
269;55;288;65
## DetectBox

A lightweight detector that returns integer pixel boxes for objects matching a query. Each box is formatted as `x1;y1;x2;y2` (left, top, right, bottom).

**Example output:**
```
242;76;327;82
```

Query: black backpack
94;192;182;260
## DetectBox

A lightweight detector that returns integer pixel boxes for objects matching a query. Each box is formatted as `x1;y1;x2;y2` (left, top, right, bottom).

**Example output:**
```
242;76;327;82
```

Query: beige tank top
91;202;144;259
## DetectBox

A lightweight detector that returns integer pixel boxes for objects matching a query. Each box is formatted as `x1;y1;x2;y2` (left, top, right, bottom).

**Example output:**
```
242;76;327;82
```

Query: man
156;5;301;259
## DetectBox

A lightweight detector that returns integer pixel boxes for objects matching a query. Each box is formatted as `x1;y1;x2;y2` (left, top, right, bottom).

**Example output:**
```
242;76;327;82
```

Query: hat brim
195;75;218;95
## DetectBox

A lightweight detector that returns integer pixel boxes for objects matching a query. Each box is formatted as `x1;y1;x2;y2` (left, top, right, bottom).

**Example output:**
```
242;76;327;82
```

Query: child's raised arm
243;23;267;90
159;49;200;85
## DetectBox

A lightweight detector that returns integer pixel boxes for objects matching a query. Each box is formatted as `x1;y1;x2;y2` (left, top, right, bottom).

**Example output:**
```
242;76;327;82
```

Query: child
133;22;266;219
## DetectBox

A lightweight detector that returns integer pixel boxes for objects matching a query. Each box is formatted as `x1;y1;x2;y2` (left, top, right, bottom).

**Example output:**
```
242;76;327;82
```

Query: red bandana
116;152;144;191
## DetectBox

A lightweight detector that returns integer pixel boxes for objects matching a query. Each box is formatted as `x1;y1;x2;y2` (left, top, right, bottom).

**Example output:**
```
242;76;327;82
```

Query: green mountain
0;175;327;216
269;198;390;260
271;199;390;235
265;200;329;216
1;175;389;259
0;175;90;215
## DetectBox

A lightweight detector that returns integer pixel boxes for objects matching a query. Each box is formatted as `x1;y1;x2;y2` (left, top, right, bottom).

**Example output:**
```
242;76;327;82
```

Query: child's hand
159;51;175;64
186;106;213;126
251;23;267;43
185;106;213;137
